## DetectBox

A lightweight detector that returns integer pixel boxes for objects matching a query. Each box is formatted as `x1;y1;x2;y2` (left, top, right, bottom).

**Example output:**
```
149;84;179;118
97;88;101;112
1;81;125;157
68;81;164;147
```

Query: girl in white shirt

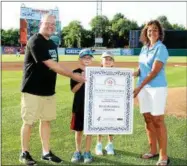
95;51;115;156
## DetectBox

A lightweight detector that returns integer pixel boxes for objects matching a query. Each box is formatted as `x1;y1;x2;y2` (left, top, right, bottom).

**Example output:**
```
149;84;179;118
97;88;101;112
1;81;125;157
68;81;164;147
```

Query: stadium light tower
95;0;103;47
96;0;102;17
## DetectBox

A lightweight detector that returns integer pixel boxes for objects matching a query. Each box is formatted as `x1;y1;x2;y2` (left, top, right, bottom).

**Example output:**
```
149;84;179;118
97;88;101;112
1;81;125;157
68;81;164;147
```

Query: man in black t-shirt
19;14;85;166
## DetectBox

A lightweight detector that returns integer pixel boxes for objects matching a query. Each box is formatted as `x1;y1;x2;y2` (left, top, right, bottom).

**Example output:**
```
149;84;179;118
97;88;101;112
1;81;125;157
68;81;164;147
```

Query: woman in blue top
133;20;170;166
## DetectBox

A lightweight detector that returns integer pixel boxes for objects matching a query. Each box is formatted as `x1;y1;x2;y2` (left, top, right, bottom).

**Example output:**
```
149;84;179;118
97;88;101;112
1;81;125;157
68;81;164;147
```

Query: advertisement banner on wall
2;47;17;54
121;49;134;56
108;49;121;56
93;49;121;56
64;48;134;56
58;48;65;55
20;5;61;45
93;49;104;55
2;46;25;54
20;7;59;21
65;48;82;55
20;19;28;45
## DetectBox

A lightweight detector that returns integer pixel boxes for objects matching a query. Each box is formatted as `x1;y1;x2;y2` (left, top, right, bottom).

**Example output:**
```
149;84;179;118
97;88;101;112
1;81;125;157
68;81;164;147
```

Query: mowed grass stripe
2;70;187;165
166;67;187;87
1;54;187;63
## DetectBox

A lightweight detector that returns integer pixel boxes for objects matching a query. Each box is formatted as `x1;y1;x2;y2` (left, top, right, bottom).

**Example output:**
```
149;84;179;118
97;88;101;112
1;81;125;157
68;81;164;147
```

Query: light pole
95;0;103;47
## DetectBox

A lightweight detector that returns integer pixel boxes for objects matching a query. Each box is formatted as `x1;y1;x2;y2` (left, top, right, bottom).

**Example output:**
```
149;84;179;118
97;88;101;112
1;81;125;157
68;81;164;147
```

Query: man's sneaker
83;151;93;163
19;151;37;165
41;151;63;164
105;143;115;155
95;143;103;155
71;151;82;163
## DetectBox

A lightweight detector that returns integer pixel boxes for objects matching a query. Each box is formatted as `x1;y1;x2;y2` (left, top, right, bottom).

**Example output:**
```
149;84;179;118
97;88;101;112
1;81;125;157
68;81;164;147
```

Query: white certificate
84;67;134;135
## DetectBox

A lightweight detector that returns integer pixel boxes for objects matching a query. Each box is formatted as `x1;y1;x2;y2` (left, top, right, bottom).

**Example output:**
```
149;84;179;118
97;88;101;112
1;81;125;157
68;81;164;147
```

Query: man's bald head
41;14;56;23
39;14;56;39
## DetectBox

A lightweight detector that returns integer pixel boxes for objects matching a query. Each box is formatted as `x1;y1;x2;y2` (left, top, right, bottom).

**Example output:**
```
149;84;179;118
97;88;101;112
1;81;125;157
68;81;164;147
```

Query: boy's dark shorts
70;111;84;131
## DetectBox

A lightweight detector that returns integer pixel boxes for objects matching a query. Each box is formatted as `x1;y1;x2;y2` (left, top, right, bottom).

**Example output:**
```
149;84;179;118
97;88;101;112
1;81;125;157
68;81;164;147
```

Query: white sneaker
95;143;103;155
105;143;115;155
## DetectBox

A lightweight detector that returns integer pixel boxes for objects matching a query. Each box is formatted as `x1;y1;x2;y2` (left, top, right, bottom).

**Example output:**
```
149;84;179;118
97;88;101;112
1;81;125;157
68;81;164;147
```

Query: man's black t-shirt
21;33;59;96
70;68;85;113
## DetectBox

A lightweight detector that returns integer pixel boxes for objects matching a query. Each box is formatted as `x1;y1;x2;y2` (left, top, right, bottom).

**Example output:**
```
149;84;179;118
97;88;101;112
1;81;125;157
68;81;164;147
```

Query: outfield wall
134;48;187;56
64;48;134;56
1;47;134;56
1;46;187;56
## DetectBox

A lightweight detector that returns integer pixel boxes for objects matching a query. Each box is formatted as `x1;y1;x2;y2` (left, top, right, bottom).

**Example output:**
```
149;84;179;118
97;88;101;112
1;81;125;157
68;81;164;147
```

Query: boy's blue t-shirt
137;40;169;88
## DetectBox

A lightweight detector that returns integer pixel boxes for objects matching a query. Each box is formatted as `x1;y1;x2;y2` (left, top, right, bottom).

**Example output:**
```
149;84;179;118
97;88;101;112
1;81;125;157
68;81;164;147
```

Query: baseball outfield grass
1;54;187;63
1;55;187;165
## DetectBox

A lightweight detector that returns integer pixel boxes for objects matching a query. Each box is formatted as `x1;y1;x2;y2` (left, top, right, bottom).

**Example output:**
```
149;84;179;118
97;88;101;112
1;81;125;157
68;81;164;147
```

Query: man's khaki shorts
21;93;56;125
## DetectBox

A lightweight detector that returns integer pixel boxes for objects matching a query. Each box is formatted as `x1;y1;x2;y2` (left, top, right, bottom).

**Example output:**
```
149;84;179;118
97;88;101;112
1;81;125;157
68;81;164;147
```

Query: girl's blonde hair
101;56;114;67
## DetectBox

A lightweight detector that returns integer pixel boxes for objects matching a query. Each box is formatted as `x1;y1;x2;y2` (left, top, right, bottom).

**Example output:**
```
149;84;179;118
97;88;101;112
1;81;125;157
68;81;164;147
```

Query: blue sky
2;2;186;30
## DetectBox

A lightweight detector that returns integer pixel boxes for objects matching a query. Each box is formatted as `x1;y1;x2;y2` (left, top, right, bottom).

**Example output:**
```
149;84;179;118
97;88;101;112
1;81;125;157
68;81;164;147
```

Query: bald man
19;14;85;165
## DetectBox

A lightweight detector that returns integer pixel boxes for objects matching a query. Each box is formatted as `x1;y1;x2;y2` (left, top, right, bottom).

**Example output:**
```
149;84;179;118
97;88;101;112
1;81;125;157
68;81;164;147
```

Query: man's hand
71;72;86;83
81;71;85;77
133;71;139;77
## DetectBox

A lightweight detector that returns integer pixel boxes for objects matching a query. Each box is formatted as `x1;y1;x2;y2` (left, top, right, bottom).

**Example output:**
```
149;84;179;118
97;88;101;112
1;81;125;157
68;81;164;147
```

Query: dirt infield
134;87;187;117
2;61;187;118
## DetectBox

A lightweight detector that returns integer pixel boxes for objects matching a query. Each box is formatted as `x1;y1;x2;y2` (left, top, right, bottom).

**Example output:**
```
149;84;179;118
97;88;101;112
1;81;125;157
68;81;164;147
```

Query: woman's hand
133;87;142;98
133;71;139;77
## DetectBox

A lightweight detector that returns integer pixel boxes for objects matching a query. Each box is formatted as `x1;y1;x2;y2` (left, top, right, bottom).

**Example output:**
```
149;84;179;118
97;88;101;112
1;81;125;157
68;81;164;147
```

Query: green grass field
2;55;187;165
1;54;187;63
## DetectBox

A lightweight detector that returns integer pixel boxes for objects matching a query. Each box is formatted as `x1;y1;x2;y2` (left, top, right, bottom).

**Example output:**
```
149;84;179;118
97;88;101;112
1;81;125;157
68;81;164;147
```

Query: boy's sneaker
95;143;103;155
105;143;115;155
19;151;37;165
71;151;82;163
41;151;63;164
83;151;93;163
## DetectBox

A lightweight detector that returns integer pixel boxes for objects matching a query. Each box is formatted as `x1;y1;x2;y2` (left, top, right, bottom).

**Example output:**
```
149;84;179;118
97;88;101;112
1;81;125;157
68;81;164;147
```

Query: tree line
1;14;186;48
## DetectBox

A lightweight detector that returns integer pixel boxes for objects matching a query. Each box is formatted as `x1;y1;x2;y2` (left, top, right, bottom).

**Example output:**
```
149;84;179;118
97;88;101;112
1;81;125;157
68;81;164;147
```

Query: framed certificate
84;67;134;135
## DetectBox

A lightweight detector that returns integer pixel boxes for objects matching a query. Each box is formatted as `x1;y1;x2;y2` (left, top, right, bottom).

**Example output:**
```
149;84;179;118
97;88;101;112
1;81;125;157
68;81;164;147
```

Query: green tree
110;14;139;47
90;15;110;36
1;28;19;46
157;15;173;30
62;20;83;48
110;13;124;24
172;23;186;30
90;15;110;47
81;29;95;47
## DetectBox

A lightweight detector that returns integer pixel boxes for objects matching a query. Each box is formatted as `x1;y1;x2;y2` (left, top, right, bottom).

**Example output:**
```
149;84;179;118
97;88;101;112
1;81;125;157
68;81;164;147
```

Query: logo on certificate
104;77;116;87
